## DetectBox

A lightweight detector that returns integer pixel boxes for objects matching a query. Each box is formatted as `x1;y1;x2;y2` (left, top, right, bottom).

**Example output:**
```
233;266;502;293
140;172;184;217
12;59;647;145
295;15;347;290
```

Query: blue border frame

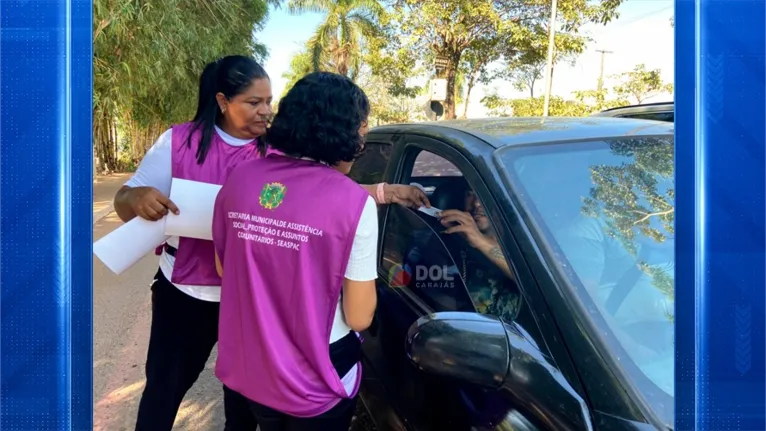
1;0;93;428
676;0;766;429
2;0;766;428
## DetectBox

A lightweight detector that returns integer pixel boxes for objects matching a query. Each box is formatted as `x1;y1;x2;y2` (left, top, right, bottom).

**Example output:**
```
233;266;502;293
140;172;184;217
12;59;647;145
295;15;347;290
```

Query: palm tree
288;0;385;80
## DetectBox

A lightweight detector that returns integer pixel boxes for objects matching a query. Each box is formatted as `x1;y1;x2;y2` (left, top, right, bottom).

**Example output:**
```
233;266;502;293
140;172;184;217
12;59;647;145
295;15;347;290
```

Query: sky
255;0;674;116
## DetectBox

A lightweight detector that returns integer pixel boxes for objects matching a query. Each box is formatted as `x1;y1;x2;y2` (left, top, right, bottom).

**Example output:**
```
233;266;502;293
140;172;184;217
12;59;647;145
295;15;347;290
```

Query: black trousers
134;269;258;431
225;330;363;431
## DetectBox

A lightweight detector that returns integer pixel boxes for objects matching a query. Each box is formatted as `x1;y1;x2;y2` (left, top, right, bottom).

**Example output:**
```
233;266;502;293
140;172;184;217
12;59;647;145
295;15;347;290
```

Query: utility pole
541;0;558;117
596;49;613;91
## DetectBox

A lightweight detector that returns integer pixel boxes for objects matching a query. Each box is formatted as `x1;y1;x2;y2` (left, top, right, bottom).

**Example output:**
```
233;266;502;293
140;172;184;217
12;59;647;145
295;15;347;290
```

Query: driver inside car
435;186;522;322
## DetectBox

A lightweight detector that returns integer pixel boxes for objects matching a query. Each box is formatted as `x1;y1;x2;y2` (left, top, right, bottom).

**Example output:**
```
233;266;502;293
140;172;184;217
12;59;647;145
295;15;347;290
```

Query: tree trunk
93;110;117;174
443;51;462;120
462;73;477;119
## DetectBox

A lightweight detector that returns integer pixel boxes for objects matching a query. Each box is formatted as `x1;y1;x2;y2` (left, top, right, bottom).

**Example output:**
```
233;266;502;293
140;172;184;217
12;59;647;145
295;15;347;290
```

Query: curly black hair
264;72;369;166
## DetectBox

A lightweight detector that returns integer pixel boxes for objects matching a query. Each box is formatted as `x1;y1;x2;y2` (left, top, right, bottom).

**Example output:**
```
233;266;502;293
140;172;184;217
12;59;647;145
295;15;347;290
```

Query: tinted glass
381;205;476;312
500;136;674;424
348;142;392;184
619;111;674;122
412;151;462;177
384;150;523;321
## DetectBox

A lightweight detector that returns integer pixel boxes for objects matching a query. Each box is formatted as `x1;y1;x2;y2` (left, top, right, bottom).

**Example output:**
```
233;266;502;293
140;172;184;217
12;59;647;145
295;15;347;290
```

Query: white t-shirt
125;126;378;394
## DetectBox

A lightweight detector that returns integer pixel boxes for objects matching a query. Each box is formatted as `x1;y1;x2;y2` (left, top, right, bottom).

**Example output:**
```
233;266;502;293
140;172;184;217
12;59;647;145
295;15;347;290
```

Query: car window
499;136;674;422
618;111;674;122
412;151;462;177
347;142;392;184
384;150;523;322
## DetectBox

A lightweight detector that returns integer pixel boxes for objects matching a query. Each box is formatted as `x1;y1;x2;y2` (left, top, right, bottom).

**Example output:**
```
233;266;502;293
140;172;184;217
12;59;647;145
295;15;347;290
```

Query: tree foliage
288;0;385;79
509;62;544;98
390;0;509;119
512;96;592;116
363;27;423;98
458;36;505;118
581;137;675;299
388;0;624;119
282;46;337;97
573;88;631;113
612;63;674;104
93;0;275;172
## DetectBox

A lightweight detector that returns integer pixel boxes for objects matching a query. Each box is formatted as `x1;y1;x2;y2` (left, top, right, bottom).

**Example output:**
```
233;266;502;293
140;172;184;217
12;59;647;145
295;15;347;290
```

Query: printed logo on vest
388;263;412;288
259;182;287;210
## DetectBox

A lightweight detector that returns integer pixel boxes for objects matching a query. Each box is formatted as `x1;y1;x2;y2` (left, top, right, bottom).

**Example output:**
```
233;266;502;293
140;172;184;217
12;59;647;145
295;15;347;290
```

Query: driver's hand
438;209;487;248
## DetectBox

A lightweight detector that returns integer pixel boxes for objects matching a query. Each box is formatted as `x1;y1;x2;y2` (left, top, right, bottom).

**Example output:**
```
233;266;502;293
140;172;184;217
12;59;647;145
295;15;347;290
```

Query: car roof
593;102;674;117
370;117;674;149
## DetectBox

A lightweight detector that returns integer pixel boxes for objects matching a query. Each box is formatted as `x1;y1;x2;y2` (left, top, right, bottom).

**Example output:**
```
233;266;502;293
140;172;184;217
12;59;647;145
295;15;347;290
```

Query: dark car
347;117;674;431
592;102;674;123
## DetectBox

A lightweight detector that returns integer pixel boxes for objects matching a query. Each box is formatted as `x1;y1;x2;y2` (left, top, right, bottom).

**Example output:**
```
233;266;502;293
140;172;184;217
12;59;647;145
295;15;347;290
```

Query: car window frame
493;136;673;429
365;130;593;428
347;134;398;267
617;111;674;122
388;134;583;373
347;140;394;186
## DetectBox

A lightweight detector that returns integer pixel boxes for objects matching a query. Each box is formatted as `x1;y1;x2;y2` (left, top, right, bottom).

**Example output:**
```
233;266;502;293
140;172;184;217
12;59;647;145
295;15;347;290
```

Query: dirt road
93;174;225;431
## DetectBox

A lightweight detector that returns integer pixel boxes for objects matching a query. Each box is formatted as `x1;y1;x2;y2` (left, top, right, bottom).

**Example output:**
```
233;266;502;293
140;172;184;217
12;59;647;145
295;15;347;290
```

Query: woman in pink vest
211;72;378;430
113;58;429;430
114;55;271;431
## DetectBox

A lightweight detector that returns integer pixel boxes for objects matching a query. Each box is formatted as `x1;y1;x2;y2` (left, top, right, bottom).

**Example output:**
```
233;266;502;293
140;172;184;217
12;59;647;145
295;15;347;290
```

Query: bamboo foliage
93;0;275;172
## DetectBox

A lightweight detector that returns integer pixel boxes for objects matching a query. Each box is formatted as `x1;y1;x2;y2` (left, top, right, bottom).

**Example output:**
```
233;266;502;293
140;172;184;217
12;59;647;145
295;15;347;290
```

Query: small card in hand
417;206;442;218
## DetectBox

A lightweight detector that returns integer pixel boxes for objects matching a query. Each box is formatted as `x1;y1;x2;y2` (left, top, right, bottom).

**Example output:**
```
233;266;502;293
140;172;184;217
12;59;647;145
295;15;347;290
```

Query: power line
617;5;673;27
587;4;673;39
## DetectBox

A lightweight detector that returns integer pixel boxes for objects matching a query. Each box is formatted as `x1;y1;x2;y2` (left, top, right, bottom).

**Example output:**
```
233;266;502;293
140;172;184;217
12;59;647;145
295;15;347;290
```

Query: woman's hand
384;184;431;208
127;186;180;221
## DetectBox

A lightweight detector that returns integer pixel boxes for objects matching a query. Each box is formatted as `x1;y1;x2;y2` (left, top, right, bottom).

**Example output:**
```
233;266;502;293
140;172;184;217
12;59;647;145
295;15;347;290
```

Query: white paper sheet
93;217;169;275
164;178;222;241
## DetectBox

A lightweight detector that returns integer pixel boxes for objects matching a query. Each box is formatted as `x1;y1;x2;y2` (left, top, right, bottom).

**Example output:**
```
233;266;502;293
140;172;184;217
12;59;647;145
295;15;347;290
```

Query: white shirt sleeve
344;196;379;281
124;128;173;196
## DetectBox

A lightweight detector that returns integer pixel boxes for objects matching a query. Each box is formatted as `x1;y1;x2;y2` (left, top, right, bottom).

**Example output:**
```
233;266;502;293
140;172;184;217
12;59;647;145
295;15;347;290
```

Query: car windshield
499;135;674;425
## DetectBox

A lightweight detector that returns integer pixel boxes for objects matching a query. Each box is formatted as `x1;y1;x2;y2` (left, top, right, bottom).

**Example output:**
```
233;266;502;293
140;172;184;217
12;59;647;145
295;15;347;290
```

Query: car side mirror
405;311;510;389
406;312;596;431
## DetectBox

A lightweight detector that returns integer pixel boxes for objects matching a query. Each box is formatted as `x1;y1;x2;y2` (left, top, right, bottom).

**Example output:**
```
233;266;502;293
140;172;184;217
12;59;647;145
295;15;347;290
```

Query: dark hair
187;55;269;164
264;72;370;166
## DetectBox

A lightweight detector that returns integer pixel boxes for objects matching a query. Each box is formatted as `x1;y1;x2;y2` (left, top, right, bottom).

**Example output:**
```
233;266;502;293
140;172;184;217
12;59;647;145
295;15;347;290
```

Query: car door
360;134;578;430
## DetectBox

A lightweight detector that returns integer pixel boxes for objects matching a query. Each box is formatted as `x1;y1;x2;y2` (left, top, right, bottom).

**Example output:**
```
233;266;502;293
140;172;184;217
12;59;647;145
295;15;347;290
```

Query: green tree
612;63;674;104
363;27;423;98
481;93;592;117
509;62;544;98
288;0;385;79
391;0;507;119
573;88;630;113
282;46;337;96
504;31;584;99
480;91;514;117
360;72;426;125
458;36;505;118
93;0;275;172
392;0;623;120
510;96;591;116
